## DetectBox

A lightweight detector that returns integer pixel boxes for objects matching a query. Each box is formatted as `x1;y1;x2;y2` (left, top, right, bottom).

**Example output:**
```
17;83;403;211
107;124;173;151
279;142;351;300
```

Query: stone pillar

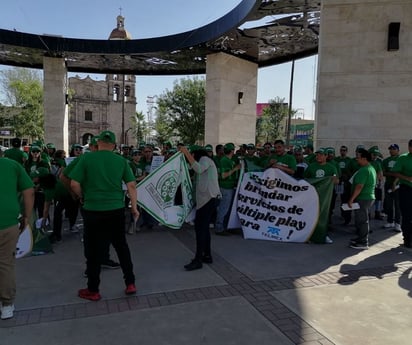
205;52;258;148
316;0;412;152
43;57;69;152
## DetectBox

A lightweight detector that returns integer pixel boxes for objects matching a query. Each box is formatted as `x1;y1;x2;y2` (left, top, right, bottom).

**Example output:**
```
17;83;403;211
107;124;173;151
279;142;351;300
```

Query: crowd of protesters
1;134;412;318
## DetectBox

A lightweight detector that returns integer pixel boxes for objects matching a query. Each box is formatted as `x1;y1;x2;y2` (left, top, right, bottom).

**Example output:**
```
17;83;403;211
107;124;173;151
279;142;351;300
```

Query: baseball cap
368;147;380;155
247;143;255;149
99;130;116;144
315;148;326;154
189;145;202;153
388;144;399;150
70;144;83;151
30;167;50;178
325;147;335;154
90;136;100;146
355;144;365;152
224;143;235;151
46;143;55;149
30;145;41;152
204;144;213;152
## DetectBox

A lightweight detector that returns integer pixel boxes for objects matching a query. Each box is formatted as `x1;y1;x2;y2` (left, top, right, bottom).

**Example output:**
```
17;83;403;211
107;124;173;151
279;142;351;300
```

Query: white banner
236;168;319;242
137;152;194;229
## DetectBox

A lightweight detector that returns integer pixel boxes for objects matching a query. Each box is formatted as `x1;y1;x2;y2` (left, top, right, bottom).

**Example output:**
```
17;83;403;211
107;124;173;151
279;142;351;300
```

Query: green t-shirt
304;162;338;179
351;164;377;200
69;150;135;211
334;156;352;180
392;152;412;187
62;155;81;178
24;159;50;175
0;158;34;230
304;153;316;164
43;179;70;202
4;147;25;165
272;153;297;172
219;155;239;189
382;155;399;185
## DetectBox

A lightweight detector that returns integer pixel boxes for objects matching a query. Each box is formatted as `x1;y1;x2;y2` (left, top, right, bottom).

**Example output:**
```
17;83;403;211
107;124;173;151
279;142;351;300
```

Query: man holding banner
0;158;34;320
179;146;221;271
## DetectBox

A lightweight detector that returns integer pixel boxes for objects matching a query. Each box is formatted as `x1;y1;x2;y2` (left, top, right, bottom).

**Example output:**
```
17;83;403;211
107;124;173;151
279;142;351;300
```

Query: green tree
0;68;44;140
156;77;205;144
256;97;294;144
129;111;149;146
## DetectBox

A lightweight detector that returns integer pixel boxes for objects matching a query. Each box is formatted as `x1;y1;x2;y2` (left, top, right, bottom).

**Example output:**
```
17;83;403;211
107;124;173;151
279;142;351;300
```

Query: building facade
68;14;136;146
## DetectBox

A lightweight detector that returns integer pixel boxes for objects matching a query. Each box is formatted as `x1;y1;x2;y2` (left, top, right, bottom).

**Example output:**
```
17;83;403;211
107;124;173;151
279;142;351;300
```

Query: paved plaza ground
1;210;411;345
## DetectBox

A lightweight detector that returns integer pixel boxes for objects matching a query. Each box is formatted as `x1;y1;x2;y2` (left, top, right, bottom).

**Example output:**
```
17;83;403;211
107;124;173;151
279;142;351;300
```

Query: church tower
68;13;136;147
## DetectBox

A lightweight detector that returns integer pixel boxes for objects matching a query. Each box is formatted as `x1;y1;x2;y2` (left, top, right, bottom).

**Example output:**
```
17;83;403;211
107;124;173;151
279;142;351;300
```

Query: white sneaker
394;223;402;232
1;304;15;320
325;235;333;244
383;222;395;229
209;224;215;229
70;225;81;233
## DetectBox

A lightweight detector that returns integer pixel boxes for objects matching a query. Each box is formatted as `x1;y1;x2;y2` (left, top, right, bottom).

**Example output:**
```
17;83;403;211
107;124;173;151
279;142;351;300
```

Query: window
85;110;92;121
113;84;120;101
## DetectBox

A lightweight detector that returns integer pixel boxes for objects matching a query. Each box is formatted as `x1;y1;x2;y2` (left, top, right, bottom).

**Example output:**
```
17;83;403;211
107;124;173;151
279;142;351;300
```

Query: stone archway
82;133;93;146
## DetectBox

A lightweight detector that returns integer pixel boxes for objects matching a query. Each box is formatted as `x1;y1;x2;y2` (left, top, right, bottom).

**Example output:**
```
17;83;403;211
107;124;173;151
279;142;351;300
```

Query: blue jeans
215;188;235;232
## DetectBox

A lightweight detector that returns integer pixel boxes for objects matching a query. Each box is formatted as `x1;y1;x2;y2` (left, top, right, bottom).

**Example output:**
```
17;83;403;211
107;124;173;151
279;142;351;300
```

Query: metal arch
0;0;321;75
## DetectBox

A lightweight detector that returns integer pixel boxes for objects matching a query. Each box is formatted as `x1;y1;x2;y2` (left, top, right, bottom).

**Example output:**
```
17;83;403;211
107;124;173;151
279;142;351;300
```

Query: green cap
189;145;202;153
369;147;380;155
247;143;255;149
70;144;83;151
30;167;49;178
204;144;213;151
325;147;335;154
315;148;327;154
98;130;116;144
30;145;41;152
224;143;235;151
90;136;100;146
46;143;55;149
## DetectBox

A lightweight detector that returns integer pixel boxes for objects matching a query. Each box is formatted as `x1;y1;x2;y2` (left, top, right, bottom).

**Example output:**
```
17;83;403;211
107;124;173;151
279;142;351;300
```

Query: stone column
316;0;412;153
205;52;258;148
43;57;69;152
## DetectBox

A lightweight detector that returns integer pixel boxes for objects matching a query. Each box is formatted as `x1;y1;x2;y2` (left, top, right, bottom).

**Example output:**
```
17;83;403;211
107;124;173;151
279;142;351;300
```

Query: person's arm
70;180;83;203
222;164;241;179
126;181;139;220
348;184;363;208
20;187;34;231
41;200;51;227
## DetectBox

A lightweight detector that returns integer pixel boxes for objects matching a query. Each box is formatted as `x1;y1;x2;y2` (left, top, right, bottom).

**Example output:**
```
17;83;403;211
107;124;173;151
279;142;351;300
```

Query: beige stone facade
316;0;412;153
205;52;258;148
68;74;136;147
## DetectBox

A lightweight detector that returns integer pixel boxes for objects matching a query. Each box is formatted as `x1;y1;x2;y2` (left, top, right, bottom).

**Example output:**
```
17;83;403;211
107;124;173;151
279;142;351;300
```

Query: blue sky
0;0;317;119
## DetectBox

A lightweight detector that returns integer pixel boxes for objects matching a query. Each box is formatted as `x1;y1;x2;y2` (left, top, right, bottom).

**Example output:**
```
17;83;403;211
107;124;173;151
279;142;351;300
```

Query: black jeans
399;184;412;245
383;184;401;224
82;208;135;292
52;194;77;240
194;198;217;260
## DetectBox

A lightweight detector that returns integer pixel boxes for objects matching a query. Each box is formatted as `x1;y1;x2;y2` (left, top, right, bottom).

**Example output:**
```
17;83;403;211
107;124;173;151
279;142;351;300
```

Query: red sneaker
78;288;101;301
125;284;137;295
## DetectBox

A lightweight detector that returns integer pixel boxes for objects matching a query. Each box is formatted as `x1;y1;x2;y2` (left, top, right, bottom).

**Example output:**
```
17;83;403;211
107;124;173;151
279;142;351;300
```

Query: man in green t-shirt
4;138;26;165
0;158;34;320
348;148;377;250
335;145;353;225
70;130;139;301
264;139;297;175
215;143;241;235
392;139;412;248
382;144;401;231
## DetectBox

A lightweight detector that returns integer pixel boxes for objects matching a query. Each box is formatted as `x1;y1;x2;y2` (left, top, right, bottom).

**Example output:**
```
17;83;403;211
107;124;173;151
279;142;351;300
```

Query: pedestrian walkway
1;214;411;345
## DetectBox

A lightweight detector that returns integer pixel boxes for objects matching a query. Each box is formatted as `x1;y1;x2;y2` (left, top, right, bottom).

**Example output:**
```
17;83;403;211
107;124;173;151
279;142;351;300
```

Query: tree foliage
129;111;149;146
0;68;44;140
256;97;293;144
155;77;205;145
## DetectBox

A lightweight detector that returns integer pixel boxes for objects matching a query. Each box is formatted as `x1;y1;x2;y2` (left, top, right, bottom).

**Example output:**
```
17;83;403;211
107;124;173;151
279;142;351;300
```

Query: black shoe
202;255;213;264
101;259;120;269
350;242;369;250
184;259;202;271
215;231;230;236
350;237;360;244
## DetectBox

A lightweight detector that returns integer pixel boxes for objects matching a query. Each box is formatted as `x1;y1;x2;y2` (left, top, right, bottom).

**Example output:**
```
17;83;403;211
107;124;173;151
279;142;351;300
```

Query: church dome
108;15;132;40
